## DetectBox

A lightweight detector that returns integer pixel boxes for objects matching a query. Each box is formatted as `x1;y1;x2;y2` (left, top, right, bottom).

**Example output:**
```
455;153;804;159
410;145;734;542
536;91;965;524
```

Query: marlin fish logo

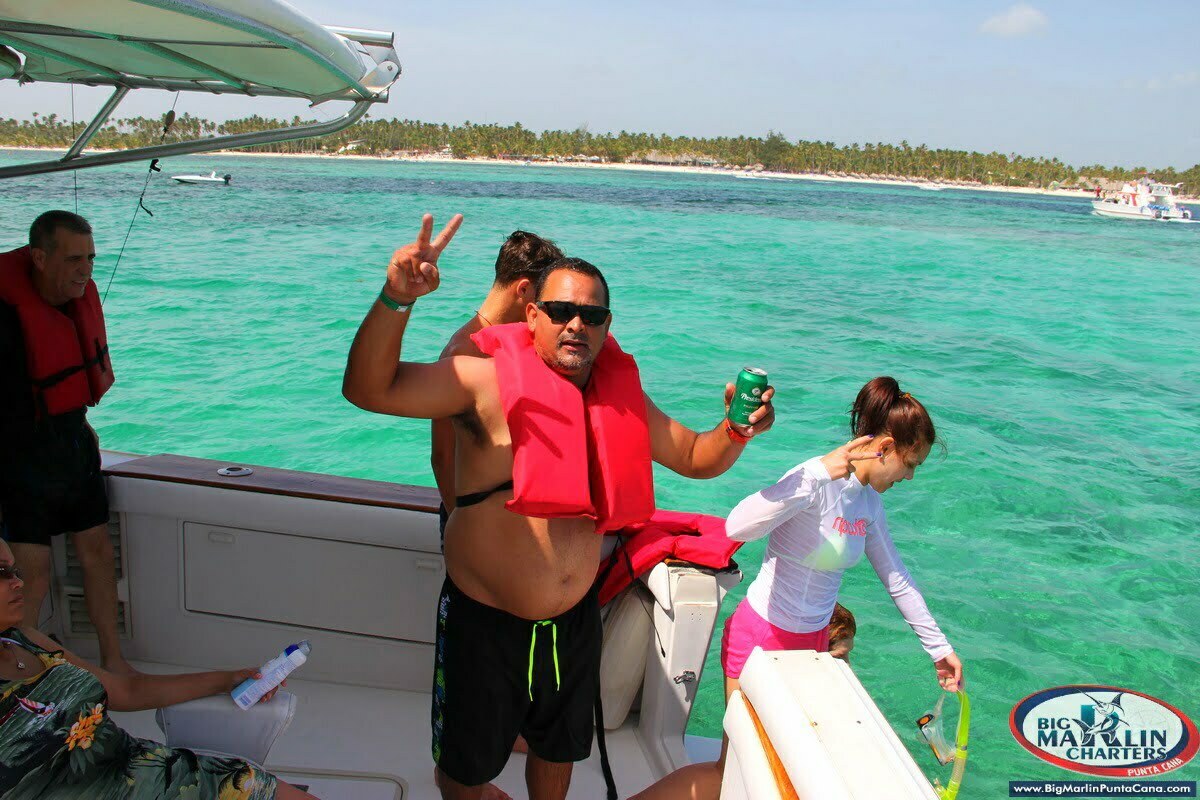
1073;691;1128;746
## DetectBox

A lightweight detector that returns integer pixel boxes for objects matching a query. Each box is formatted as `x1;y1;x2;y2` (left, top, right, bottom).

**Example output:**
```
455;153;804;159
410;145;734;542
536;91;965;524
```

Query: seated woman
0;539;316;799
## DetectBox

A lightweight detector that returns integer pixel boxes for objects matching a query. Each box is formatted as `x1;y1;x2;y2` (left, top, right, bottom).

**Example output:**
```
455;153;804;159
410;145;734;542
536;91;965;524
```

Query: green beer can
728;367;769;427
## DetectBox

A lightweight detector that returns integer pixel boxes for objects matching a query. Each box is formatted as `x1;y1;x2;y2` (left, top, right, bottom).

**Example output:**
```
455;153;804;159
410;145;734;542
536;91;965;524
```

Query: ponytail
850;376;936;451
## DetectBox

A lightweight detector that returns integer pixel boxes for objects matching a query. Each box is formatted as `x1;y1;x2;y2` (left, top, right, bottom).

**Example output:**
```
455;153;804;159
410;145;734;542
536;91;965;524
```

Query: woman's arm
862;509;964;689
726;435;880;542
20;627;275;712
725;457;832;542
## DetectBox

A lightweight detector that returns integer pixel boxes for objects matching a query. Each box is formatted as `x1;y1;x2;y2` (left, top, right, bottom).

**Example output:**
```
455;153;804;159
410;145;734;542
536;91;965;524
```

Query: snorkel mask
916;690;971;800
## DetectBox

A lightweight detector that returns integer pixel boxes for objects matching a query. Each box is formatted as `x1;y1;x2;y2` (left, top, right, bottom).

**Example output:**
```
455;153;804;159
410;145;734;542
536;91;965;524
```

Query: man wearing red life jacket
0;211;134;674
343;214;775;800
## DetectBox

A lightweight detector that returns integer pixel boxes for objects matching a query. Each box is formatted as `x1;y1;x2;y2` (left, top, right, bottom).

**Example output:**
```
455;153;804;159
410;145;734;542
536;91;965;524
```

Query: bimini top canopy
0;0;401;178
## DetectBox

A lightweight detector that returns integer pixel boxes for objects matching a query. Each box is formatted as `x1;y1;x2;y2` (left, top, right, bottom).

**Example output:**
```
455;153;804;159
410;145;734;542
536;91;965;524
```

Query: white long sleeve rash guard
726;457;953;662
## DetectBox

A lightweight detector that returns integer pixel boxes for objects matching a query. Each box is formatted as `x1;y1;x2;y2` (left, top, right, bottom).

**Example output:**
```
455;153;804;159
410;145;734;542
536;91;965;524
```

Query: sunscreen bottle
231;641;311;710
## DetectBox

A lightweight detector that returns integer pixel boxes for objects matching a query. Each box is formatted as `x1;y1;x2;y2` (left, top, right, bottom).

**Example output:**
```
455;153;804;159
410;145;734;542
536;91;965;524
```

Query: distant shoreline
4;145;1196;203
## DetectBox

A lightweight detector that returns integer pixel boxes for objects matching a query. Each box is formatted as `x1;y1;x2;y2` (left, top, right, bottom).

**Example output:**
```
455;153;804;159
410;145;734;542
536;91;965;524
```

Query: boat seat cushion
600;584;654;729
155;691;297;766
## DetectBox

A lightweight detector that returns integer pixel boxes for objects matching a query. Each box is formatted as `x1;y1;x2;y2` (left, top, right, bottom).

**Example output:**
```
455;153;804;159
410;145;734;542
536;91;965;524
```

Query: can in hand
728;367;769;427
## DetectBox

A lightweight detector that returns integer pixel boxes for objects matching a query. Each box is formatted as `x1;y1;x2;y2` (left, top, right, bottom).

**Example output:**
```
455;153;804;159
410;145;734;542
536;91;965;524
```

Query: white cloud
1137;71;1197;92
980;4;1049;37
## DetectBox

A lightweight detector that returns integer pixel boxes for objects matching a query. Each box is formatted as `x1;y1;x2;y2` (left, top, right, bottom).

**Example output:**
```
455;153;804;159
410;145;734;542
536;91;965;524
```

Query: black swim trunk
0;420;109;547
431;575;601;787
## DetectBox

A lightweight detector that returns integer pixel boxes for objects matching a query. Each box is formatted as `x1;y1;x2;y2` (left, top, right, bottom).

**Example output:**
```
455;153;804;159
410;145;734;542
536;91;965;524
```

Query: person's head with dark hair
494;231;563;287
846;376;937;493
473;231;563;326
827;603;857;662
532;257;610;307
526;257;611;385
29;210;92;253
27;210;96;305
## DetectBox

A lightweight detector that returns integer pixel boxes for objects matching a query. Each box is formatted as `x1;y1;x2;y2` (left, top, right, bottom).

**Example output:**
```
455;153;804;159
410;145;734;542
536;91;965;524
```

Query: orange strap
741;693;800;800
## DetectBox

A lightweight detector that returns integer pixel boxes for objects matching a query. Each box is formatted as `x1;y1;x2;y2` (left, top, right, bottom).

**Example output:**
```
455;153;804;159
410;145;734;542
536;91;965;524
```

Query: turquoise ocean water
3;150;1198;796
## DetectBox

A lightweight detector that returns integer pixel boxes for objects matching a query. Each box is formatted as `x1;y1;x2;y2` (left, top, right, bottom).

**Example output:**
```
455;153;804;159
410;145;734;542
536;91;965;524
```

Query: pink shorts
720;599;830;679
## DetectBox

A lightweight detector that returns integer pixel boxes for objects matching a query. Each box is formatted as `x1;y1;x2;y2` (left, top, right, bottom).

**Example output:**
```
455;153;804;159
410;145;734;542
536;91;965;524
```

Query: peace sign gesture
820;435;882;481
383;213;464;305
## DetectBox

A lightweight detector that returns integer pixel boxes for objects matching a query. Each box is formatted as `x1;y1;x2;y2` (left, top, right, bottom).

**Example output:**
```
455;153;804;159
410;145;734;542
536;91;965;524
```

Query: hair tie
900;392;912;400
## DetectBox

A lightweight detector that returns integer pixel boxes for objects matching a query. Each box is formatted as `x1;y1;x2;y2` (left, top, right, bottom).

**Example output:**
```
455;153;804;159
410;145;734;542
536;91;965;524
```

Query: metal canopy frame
0;97;373;180
0;9;399;180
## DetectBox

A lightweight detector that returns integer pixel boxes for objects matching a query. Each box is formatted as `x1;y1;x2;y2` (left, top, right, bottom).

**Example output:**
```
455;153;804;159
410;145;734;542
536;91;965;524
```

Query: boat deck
113;660;660;800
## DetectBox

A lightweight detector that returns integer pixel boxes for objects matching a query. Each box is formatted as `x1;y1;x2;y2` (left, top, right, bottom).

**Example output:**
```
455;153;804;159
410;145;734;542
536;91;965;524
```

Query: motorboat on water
1092;178;1194;221
173;171;232;185
1;2;954;797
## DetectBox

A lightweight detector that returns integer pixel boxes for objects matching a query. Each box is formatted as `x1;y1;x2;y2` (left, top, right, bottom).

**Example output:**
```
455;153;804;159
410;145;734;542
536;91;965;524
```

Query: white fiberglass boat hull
722;649;939;800
37;451;745;799
1092;201;1190;221
172;174;230;184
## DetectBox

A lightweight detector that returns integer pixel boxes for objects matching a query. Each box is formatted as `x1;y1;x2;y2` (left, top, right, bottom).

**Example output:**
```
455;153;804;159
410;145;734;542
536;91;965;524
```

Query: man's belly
443;498;602;620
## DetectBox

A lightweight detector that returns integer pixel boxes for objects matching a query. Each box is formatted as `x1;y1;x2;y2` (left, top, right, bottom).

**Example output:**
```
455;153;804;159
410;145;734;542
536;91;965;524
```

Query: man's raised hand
383;213;464;305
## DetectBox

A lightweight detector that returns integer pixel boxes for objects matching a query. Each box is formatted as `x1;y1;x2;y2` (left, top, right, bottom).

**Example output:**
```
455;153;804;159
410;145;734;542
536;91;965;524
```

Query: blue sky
3;1;1197;168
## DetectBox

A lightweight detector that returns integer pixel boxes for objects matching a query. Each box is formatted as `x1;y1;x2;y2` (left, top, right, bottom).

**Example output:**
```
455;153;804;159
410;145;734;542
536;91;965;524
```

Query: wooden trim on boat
104;454;441;514
742;693;801;800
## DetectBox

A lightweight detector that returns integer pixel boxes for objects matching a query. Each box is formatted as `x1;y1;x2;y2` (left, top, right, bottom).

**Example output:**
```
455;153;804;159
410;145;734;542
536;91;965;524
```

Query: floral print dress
0;628;276;799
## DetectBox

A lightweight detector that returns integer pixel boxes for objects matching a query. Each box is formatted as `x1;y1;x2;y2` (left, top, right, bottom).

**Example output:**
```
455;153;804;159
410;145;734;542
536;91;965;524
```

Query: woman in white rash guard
722;375;964;690
628;376;964;800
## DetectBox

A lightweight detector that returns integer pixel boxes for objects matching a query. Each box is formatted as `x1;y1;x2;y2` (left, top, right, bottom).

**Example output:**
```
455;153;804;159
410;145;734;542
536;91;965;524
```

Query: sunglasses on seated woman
0;565;21;582
535;301;611;326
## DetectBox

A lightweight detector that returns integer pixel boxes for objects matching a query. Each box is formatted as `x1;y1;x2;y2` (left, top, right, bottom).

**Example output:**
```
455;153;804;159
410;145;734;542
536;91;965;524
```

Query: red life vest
597;509;743;606
471;322;655;533
0;246;113;417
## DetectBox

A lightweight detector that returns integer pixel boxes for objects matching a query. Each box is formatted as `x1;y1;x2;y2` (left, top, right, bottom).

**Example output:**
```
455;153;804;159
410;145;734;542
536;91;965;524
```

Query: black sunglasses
0;565;21;582
535;301;610;327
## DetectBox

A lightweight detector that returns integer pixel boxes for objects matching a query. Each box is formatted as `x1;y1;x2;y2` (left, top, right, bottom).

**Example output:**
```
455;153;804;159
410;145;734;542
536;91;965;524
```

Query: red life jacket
0;246;113;417
597;509;742;606
471;322;655;533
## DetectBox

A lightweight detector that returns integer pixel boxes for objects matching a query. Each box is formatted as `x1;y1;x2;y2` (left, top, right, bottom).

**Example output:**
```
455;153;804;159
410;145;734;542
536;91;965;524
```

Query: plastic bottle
231;641;311;710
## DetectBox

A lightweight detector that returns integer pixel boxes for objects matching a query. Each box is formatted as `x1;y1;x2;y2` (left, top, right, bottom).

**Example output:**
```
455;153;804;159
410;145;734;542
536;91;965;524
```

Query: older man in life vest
0;211;134;674
343;214;775;800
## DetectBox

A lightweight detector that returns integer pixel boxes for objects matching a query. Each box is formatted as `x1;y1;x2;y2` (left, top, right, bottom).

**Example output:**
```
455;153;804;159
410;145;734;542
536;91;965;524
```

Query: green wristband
379;290;413;313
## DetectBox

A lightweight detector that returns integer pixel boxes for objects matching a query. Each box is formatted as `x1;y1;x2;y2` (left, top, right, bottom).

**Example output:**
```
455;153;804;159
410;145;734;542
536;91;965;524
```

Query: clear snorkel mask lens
916;690;971;800
916;693;957;766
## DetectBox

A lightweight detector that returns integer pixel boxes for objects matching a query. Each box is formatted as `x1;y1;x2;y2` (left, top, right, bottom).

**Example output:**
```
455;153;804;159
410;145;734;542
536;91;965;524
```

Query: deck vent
66;592;131;638
63;512;125;586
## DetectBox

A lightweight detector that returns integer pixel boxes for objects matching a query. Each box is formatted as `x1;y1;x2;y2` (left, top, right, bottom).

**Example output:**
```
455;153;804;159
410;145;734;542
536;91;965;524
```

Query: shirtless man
343;214;775;800
432;231;563;533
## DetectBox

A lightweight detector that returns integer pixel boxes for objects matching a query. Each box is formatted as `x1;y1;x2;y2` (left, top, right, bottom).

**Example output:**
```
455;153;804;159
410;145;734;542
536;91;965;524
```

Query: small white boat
1092;179;1193;221
917;184;946;191
172;171;232;185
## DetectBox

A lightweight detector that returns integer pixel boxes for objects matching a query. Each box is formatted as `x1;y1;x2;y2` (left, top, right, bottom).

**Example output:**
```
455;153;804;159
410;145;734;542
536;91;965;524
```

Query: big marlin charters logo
1010;685;1198;777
